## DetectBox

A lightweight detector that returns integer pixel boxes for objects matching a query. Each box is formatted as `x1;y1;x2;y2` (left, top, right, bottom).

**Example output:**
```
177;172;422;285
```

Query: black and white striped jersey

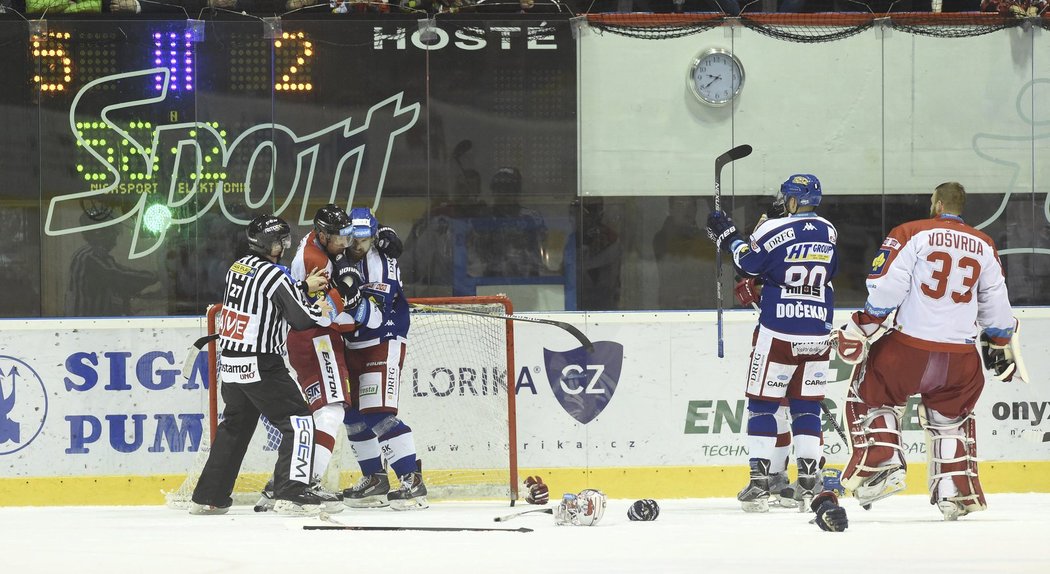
218;254;329;355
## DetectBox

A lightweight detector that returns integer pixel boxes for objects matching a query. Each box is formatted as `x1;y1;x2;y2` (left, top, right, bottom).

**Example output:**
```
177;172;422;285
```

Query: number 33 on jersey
865;214;1013;346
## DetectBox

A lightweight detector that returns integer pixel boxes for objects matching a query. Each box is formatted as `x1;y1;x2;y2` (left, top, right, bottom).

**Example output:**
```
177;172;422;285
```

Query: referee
190;214;333;517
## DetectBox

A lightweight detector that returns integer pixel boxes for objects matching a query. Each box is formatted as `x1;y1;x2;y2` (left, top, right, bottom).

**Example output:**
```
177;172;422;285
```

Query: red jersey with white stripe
290;231;355;334
865;214;1014;351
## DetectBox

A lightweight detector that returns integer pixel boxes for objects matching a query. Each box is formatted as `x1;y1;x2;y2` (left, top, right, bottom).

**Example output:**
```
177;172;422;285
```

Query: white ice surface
1;494;1047;573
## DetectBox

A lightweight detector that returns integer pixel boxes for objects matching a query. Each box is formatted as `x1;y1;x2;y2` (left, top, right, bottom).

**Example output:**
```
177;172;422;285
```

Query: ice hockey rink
1;494;1047;573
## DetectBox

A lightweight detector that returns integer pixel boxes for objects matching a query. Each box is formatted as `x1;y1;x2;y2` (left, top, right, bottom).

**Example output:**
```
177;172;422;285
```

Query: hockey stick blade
494;507;553;522
180;333;219;380
409;303;594;352
304;525;533;533
715;144;753;169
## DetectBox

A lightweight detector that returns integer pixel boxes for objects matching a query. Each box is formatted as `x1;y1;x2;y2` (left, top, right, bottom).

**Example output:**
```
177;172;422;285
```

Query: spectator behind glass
567;196;623;310
475;166;549;277
27;0;100;12
652;196;715;309
66;212;158;317
402;168;490;296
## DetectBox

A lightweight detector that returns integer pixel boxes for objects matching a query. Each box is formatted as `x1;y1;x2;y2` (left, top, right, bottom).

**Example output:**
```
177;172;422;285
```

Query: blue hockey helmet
780;174;822;207
348;207;378;239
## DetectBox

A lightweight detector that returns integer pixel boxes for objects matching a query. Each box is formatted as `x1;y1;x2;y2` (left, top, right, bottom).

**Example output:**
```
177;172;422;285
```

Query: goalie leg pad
919;405;986;520
842;384;906;506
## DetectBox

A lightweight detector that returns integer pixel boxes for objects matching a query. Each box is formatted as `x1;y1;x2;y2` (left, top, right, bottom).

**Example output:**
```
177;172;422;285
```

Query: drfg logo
543;342;624;425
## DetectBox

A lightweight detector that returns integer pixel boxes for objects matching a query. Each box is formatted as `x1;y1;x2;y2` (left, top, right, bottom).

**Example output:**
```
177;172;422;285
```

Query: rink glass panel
2;15;1048;317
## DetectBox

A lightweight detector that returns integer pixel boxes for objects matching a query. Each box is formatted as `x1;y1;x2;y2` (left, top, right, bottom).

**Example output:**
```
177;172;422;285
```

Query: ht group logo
0;356;49;455
540;341;624;425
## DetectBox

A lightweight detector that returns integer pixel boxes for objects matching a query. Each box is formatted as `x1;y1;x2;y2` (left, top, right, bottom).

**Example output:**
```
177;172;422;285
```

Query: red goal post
168;295;518;507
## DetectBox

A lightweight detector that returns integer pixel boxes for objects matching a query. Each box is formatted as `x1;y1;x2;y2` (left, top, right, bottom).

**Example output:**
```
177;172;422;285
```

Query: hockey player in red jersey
835;182;1025;520
250;205;383;512
706;174;838;513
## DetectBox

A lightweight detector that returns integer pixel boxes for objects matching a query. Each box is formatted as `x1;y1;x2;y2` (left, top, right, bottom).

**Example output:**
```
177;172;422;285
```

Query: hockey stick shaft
494;507;553;522
821;400;849;446
409;303;594;353
713;144;753;359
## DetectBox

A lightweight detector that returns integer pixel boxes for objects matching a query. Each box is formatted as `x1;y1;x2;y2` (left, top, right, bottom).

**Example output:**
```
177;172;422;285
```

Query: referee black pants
192;353;313;506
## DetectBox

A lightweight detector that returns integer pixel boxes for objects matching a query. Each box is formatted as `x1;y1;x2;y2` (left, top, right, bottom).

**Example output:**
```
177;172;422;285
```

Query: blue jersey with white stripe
343;247;410;348
729;213;838;335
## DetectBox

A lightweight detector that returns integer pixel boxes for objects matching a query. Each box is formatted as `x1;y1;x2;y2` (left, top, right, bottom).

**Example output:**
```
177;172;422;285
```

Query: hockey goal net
166;295;518;507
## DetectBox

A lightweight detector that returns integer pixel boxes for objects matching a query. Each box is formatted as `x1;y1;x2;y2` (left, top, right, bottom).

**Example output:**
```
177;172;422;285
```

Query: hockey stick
493;507;553;522
821;400;849;446
305;524;533;533
714;144;753;359
180;334;219;380
409;303;594;353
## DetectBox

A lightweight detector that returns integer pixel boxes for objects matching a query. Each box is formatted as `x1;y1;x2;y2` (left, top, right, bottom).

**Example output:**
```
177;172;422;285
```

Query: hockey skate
768;471;797;509
851;465;906;509
792;458;820;513
737;459;771;513
273;487;323;517
188;501;231;516
388;471;429;511
309;480;345;514
342;473;391;508
935;493;986;521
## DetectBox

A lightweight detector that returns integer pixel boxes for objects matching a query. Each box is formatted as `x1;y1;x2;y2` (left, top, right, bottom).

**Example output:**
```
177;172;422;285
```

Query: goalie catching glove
980;319;1029;383
523;476;549;505
831;310;888;365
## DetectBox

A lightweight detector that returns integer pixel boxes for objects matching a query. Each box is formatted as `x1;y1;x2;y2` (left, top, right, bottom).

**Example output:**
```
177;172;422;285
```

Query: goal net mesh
166;296;517;508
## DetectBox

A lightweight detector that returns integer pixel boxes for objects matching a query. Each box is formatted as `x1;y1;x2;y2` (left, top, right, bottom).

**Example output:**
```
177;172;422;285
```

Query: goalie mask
555;489;607;526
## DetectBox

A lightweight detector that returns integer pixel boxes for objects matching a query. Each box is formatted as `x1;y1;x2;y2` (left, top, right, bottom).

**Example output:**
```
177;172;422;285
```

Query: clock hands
703;74;722;89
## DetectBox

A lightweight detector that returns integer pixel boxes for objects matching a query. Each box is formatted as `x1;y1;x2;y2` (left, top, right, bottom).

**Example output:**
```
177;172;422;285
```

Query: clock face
689;49;744;106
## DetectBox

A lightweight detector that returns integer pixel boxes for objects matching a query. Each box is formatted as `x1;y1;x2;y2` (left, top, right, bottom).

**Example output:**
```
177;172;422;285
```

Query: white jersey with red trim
865;214;1014;348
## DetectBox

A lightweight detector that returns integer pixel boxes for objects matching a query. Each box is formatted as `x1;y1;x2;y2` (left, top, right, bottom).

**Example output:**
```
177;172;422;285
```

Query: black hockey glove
980;332;1016;382
705;210;742;254
811;492;848;532
330;251;356;281
333;264;364;312
376;225;403;259
766;194;787;219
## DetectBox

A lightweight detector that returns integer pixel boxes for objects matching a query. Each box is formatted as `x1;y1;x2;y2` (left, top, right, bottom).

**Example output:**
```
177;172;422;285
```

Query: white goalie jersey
864;214;1014;350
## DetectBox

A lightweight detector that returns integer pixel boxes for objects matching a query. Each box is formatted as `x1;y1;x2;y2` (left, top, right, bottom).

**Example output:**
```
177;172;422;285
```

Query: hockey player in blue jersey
706;174;839;513
331;207;428;510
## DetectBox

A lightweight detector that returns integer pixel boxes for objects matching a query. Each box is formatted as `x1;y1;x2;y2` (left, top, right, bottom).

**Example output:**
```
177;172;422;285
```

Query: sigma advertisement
1;311;1048;483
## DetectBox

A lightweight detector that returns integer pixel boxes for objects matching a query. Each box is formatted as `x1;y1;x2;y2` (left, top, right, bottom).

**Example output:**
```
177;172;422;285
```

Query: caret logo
0;357;49;455
44;68;421;259
543;342;623;424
